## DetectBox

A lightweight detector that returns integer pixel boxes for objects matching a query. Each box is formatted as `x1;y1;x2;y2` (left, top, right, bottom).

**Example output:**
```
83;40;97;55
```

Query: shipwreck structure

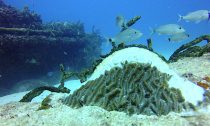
0;1;103;96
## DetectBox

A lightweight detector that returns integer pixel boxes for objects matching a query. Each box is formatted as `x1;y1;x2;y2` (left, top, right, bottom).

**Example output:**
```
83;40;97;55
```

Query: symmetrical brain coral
64;62;188;116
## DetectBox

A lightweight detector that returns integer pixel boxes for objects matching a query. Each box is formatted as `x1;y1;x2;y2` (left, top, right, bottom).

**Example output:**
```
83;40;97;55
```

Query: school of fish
110;10;209;44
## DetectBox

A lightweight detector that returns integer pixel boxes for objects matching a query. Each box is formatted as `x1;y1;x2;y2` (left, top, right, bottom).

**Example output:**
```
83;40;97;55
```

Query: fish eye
179;27;182;29
134;31;137;34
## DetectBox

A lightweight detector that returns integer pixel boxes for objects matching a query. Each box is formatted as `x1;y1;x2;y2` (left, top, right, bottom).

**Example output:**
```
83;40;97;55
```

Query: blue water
5;0;210;58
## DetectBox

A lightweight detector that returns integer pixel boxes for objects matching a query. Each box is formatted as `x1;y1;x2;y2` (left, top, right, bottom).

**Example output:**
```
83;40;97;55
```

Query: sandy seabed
169;53;210;79
0;101;210;126
0;53;210;126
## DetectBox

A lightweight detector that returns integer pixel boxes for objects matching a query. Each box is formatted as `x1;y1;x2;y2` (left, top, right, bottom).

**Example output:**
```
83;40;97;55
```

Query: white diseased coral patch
85;47;204;105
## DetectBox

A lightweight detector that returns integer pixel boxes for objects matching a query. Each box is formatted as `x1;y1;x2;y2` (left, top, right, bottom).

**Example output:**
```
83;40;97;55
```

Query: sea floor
0;53;210;126
0;102;210;126
169;53;210;85
0;101;210;126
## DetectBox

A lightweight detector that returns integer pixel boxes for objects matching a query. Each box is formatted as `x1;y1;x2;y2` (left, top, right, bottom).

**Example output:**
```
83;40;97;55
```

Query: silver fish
168;33;189;42
151;24;185;35
25;58;40;65
178;10;210;23
47;71;54;77
109;28;142;45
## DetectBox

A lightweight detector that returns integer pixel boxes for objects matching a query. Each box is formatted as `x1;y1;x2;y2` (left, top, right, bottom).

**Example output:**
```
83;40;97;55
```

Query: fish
178;10;210;23
151;24;185;35
116;15;127;29
47;71;54;77
25;58;40;65
64;51;68;55
168;33;190;42
109;28;143;45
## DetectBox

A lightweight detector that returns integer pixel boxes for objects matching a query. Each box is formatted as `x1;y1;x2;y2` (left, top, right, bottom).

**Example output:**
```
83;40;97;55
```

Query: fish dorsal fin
116;16;128;30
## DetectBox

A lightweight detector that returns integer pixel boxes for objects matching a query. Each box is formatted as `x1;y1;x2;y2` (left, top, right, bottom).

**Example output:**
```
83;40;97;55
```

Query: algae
37;94;52;110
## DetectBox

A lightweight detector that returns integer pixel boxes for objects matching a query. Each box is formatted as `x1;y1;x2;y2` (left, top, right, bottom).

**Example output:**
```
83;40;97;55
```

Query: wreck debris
19;85;70;102
169;35;210;62
0;0;103;96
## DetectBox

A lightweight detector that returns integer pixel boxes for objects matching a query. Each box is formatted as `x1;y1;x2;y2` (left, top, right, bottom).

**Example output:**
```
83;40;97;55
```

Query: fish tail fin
168;38;171;42
149;27;155;36
178;14;183;22
116;15;126;29
108;38;113;43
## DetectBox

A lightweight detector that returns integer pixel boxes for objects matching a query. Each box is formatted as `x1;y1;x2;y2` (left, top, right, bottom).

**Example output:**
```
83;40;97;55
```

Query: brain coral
84;47;204;105
64;47;205;115
65;62;191;116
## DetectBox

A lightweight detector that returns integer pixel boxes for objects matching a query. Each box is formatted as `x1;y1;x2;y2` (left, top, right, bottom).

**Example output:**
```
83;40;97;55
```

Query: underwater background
5;0;210;57
0;1;210;125
0;0;209;96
